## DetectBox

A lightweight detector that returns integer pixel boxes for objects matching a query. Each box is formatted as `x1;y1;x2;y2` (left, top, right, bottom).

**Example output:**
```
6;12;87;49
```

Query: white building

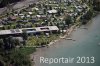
47;9;58;14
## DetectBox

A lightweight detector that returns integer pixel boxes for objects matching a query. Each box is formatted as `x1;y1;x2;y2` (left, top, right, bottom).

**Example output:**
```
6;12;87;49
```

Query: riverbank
30;11;100;66
48;25;76;46
46;11;100;47
30;23;79;66
0;0;94;66
32;14;100;66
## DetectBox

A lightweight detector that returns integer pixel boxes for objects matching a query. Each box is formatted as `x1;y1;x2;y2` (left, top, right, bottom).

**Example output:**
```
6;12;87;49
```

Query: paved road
0;0;39;14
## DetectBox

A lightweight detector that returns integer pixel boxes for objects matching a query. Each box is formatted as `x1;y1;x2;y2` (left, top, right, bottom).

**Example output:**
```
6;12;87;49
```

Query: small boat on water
66;38;73;40
65;37;76;41
60;36;66;39
81;27;88;29
72;39;76;41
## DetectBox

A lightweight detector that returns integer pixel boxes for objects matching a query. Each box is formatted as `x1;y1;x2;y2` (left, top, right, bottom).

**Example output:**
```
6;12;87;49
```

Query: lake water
34;14;100;66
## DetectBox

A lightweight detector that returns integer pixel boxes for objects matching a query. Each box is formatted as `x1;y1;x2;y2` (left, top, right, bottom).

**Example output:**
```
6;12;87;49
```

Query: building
0;26;59;37
47;9;58;14
35;26;59;35
0;29;23;38
22;28;39;36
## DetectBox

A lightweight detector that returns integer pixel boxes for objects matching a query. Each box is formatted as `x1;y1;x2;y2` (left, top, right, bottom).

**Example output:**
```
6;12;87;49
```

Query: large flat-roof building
0;26;59;37
0;29;22;35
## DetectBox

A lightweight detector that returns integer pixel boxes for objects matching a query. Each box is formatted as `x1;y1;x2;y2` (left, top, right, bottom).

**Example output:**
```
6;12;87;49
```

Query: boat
81;27;88;29
72;39;76;41
60;36;66;39
66;38;73;40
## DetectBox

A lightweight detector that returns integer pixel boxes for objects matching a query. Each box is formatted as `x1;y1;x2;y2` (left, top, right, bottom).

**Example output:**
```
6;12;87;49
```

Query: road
0;0;39;14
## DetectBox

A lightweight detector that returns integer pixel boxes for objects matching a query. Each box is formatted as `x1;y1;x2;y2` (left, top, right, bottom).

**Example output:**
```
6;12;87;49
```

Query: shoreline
0;0;96;66
30;24;78;66
25;24;78;48
30;13;96;66
48;24;77;46
32;14;100;66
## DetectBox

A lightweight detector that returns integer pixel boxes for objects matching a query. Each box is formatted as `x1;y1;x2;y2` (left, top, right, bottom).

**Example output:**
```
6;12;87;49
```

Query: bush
81;10;93;24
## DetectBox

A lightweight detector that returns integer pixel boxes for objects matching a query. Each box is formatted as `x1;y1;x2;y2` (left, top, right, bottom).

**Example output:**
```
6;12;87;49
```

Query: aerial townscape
0;0;100;66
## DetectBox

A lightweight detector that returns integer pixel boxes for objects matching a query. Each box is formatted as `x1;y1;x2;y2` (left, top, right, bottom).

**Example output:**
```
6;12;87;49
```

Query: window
40;28;49;30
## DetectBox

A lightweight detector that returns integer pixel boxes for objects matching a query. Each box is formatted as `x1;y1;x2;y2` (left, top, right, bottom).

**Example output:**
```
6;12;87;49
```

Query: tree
22;30;28;40
2;26;6;30
49;5;52;10
14;39;20;46
8;36;16;49
3;36;16;50
0;39;4;49
93;0;100;11
57;9;61;16
83;10;93;20
23;40;26;45
0;60;5;66
64;15;72;28
81;9;93;24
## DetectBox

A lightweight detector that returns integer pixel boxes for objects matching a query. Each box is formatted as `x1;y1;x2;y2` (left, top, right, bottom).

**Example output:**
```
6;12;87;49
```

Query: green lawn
26;34;59;46
17;47;36;55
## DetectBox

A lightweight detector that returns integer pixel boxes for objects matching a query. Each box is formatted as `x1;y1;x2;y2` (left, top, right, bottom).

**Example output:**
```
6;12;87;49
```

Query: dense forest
93;0;100;11
0;35;35;66
82;0;100;11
